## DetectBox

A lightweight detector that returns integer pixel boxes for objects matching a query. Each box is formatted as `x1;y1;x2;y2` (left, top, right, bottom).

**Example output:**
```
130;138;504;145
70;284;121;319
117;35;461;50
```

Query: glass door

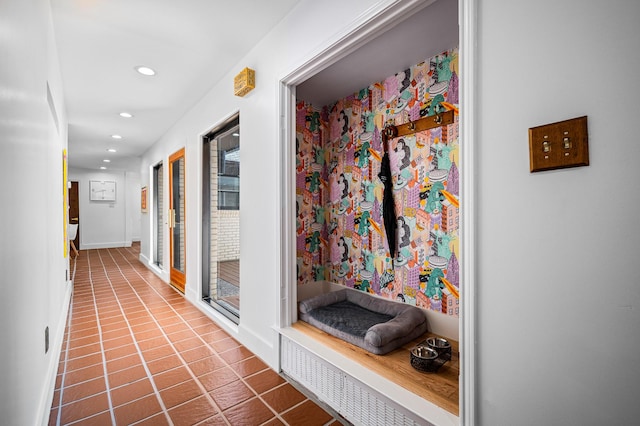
153;162;164;268
169;148;186;292
203;117;240;321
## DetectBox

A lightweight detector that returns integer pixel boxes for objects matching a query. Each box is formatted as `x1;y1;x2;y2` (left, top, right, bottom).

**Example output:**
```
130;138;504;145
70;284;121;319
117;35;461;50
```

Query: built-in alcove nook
278;1;463;424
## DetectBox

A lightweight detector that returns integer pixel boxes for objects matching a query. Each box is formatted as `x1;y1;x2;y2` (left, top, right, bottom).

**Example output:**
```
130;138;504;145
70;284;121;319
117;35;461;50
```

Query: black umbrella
379;125;398;264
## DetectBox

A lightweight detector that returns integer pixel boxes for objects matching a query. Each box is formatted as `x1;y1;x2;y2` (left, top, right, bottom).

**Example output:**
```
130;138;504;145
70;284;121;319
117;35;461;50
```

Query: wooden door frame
169;148;186;292
69;181;80;250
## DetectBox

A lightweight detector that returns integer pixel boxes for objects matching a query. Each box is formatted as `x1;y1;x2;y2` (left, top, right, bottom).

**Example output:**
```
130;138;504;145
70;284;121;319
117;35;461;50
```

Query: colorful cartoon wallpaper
296;49;460;318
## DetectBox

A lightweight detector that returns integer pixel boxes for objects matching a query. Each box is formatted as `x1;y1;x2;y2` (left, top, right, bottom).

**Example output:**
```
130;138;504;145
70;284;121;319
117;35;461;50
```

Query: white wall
69;166;141;249
0;0;71;424
476;0;640;424
139;0;387;367
126;171;142;242
136;0;640;423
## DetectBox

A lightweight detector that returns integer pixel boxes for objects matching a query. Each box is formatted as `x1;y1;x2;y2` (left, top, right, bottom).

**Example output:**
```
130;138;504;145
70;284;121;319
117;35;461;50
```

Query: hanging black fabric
378;143;396;261
376;115;452;267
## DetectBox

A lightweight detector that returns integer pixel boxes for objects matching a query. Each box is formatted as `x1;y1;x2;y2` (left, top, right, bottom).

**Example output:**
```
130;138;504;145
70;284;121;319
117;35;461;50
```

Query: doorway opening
153;162;164;268
68;181;80;252
169;148;186;292
278;0;476;423
202;115;240;323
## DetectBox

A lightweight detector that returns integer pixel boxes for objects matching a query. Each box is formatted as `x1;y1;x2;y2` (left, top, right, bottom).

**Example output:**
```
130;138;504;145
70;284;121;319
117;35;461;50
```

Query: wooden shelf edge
277;322;460;422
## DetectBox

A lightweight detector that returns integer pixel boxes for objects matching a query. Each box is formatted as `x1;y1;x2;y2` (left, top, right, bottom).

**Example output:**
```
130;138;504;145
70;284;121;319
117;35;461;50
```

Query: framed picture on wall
141;186;148;212
89;180;116;201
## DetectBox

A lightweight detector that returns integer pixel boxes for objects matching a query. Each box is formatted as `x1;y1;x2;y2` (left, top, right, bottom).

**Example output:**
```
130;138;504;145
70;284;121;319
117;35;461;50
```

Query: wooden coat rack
382;110;455;148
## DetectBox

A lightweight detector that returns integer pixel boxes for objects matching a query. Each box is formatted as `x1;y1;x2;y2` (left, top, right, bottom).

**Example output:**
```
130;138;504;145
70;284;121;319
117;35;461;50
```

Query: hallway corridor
49;246;339;425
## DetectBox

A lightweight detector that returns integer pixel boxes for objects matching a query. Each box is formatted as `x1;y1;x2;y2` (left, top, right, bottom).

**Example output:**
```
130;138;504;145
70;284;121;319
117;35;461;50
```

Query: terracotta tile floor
49;245;342;426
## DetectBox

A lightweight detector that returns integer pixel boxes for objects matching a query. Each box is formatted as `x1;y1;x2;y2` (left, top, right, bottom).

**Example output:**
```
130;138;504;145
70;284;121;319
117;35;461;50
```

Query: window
218;138;240;210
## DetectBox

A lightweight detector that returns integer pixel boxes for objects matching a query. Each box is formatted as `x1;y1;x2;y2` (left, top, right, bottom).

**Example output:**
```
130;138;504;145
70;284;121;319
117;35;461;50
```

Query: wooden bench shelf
292;320;459;416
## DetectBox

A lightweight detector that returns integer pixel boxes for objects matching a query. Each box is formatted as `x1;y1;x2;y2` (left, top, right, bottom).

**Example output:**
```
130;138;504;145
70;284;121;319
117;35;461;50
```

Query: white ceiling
296;0;458;107
51;0;457;172
51;0;301;171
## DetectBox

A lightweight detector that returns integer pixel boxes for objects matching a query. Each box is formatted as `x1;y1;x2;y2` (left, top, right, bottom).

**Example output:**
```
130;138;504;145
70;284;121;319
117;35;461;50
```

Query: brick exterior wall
218;210;240;261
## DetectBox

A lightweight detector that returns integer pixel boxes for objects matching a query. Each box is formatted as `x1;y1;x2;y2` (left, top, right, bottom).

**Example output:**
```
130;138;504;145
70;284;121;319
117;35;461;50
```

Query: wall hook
383;124;398;140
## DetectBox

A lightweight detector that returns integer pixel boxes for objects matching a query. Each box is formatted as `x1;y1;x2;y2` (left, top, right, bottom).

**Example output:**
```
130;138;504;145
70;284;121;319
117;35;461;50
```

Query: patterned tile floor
49;245;341;425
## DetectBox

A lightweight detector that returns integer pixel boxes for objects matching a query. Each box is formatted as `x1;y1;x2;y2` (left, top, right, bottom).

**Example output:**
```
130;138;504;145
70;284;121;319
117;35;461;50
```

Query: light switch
529;116;589;173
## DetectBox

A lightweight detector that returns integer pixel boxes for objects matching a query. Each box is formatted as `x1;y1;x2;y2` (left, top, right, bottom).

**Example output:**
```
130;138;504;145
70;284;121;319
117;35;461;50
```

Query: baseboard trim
193;299;279;370
81;241;129;250
38;280;73;426
139;252;151;265
139;253;169;282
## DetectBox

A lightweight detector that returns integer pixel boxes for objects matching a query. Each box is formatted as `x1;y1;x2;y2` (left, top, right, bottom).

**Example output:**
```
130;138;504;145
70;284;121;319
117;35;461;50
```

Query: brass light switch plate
528;116;589;172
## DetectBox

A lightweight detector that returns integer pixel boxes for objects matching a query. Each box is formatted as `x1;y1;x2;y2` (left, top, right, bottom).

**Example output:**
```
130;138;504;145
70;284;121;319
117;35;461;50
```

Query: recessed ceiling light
111;134;122;139
107;148;117;153
119;112;133;118
100;166;107;170
103;159;111;163
135;66;156;76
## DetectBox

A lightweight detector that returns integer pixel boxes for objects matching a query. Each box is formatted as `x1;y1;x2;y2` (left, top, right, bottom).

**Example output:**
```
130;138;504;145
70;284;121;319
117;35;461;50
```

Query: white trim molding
39;280;73;426
278;0;477;423
459;0;477;424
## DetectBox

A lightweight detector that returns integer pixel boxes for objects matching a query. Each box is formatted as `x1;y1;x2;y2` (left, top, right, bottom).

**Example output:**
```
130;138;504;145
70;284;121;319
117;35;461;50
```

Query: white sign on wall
89;180;116;201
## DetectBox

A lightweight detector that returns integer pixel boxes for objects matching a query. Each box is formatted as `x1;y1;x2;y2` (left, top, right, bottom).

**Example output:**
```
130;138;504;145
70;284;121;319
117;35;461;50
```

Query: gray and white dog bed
298;289;428;355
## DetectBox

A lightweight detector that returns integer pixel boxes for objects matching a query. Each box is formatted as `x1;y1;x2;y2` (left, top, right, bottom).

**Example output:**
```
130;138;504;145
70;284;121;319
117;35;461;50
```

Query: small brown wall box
234;67;255;97
528;116;589;172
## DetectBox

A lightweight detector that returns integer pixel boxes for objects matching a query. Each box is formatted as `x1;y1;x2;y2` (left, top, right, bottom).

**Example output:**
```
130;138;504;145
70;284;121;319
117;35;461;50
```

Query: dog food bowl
410;346;438;372
426;337;451;358
410;337;452;373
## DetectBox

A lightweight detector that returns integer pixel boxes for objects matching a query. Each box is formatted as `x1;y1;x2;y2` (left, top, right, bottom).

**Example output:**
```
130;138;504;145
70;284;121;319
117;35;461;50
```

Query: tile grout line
103;247;230;425
58;245;339;426
65;410;111;425
109;247;262;423
94;249;174;426
114;248;293;422
85;251;118;425
110;247;293;425
56;259;77;425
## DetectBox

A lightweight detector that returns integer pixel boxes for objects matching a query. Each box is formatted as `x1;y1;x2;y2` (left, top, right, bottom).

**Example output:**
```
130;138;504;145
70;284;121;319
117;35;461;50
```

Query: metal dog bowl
410;346;438;372
410;337;452;373
412;346;438;360
426;337;451;357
